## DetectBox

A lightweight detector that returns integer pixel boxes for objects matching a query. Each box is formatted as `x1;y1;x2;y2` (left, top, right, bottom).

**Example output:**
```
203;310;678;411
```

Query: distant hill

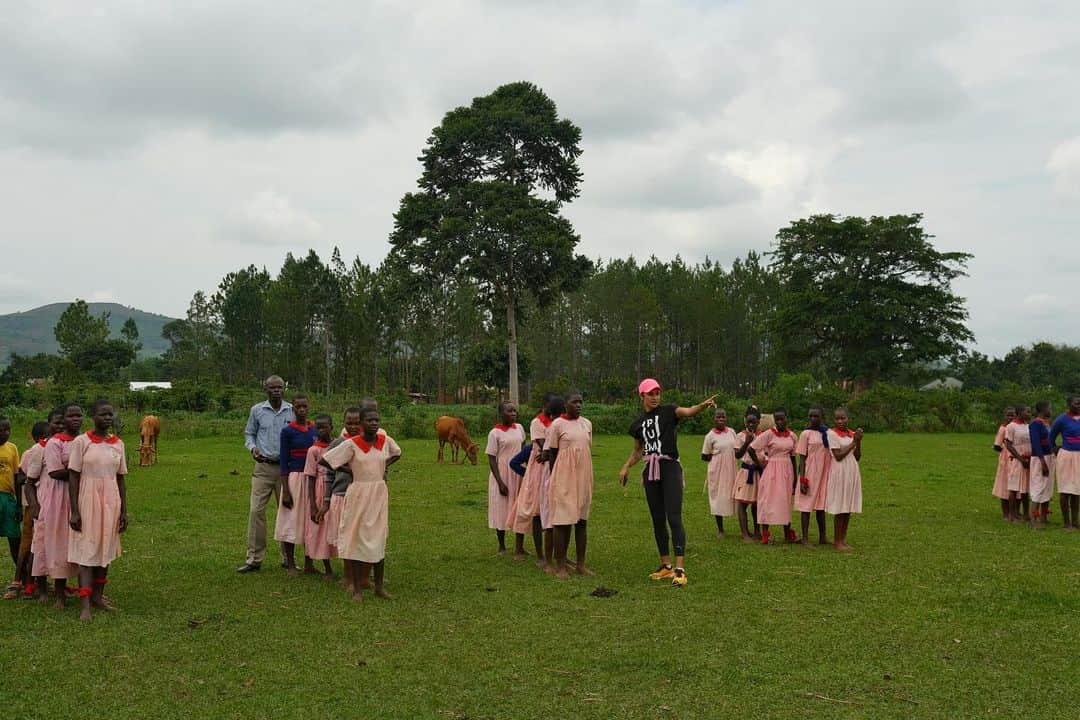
0;302;177;366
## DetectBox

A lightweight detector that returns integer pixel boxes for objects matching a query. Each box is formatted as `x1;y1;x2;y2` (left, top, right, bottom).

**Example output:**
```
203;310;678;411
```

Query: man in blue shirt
238;375;294;573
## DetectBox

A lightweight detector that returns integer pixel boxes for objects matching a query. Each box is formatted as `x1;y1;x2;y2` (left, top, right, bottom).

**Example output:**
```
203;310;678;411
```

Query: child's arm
487;453;507;495
14;469;25;508
509;446;531;478
735;433;753;460
306;474;319;522
117;473;128;532
852;429;863;462
25;477;40;519
700;435;711;463
279;429;293;509
618;439;644;486
67;469;82;531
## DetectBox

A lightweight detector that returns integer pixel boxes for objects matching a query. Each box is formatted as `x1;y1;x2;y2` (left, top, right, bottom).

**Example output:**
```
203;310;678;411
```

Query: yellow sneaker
671;568;687;587
649;565;674;580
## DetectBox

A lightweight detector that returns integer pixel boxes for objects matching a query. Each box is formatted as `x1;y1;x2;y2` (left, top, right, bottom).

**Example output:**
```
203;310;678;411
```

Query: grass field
4;431;1080;719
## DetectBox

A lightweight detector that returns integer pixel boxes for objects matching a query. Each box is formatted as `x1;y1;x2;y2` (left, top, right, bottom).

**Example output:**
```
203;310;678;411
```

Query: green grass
3;433;1079;719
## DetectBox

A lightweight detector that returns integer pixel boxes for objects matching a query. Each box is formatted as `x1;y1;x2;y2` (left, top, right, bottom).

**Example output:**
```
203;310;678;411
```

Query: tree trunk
506;299;519;405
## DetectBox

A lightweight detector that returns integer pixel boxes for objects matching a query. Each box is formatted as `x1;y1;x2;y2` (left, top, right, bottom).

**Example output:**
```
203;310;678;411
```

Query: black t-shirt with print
628;403;680;459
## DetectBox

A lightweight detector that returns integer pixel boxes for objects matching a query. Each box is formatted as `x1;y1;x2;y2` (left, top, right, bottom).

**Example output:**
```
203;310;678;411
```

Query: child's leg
799;512;812;546
552;525;571;579
815;510;828;544
513;532;527;559
1007;491;1018;521
760;524;772;544
1021;494;1030;520
1060;494;1071;527
714;515;725;536
342;559;354;593
303;554;316;573
6;536;17;571
784;523;798;543
496;529;507;554
531;517;545;568
321;559;333;578
737;503;753;541
90;566;112;610
282;542;297;575
76;566;93;621
750;504;761;537
543;528;554;572
1000;498;1010;520
574;520;593;575
373;561;392;600
1072;496;1080;528
53;578;67;609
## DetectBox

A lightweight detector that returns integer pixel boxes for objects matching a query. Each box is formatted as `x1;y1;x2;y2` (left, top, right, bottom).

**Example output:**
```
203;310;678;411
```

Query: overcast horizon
2;1;1078;359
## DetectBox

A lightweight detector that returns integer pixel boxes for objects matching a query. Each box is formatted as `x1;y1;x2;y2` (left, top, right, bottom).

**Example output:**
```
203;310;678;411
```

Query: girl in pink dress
33;403;83;607
701;408;737;537
991;407;1016;521
545;393;594;579
825;408;863;551
732;409;762;543
319;408;364;594
748;408;799;545
537;396;565;569
485;402;526;556
511;394;562;570
67;400;128;621
275;395;317;577
1004;406;1033;523
795;407;832;547
13;421;50;599
322;407;401;602
304;414;335;577
1050;396;1080;530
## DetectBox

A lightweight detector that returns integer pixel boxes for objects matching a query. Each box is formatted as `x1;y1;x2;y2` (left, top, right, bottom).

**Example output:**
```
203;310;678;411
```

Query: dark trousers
644;460;685;557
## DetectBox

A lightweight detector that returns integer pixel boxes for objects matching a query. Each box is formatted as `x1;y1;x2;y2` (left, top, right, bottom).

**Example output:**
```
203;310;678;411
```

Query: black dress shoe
236;562;262;574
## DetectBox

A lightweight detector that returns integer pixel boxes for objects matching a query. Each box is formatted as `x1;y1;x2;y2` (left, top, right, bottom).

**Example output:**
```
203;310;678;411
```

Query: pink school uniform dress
19;439;45;512
795;427;831;513
1051;413;1080;496
824;428;862;514
539;423;557;530
1028;418;1055;504
751;428;798;526
1005;420;1031;494
303;441;335;560
67;431;126;567
274;421;317;547
991;424;1011;500
485;423;526;532
512;415;552;535
32;433;78;580
546;415;594;526
732;430;760;505
323;433;402;563
702;427;738;517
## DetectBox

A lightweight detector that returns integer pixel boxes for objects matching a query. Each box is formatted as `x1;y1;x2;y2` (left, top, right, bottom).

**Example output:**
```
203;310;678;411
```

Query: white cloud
1048;137;1080;197
226;191;323;247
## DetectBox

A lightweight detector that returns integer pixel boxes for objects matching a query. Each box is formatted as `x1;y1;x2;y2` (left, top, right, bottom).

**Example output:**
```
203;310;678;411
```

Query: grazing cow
435;416;478;465
139;415;160;466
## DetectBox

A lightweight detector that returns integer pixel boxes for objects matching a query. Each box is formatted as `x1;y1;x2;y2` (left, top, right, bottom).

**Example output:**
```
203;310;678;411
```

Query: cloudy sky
2;1;1077;357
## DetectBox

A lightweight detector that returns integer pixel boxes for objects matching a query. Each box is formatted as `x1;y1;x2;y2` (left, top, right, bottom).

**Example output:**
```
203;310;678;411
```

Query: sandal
3;581;22;600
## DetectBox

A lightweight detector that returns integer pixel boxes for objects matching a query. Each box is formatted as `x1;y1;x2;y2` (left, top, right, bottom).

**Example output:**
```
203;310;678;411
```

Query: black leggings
643;460;685;557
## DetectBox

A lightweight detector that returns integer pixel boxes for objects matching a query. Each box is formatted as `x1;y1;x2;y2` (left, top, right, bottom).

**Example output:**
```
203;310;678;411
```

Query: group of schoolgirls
274;396;400;602
485;392;595;580
3;400;129;621
991;396;1080;529
699;404;864;552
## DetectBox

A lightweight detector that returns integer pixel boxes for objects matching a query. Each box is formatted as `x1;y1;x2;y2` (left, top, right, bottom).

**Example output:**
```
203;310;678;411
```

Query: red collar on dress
351;434;386;453
1011;419;1025;424
770;427;791;438
313;440;329;448
536;413;553;427
87;430;120;444
37;438;48;447
711;427;728;435
494;423;517;433
53;433;75;442
288;421;313;432
834;428;854;438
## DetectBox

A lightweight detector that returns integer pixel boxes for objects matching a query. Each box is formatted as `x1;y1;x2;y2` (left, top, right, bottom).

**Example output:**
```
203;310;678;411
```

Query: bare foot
497;549;507;556
91;597;115;612
535;559;548;570
79;607;92;621
374;587;394;600
543;564;558;577
512;552;529;561
351;590;364;603
286;567;300;577
800;541;816;550
38;593;50;606
575;564;595;576
834;543;853;553
554;567;569;580
322;573;337;583
54;597;66;610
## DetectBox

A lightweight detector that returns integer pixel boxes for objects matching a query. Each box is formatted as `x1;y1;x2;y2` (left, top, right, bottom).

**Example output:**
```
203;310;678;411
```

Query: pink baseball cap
637;378;661;395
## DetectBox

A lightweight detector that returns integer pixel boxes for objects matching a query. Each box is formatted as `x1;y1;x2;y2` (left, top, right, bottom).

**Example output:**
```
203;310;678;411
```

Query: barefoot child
537;395;565;571
825;408;862;551
1050;396;1080;529
33;403;83;607
733;410;762;543
701;408;737;538
320;407;364;593
547;392;595;580
304;414;335;578
991;407;1016;520
0;418;20;597
749;408;799;545
485;402;526;556
9;421;50;600
66;400;128;621
510;394;559;569
1005;405;1032;523
619;379;716;587
275;395;317;576
795;407;831;547
322;406;400;601
1028;401;1055;528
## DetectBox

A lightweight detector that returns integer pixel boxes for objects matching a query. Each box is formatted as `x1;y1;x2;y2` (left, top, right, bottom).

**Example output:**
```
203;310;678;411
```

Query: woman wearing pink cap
619;379;716;588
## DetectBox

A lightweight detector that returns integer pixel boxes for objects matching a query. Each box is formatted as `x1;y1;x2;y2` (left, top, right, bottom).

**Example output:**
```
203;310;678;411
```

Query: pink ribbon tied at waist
644;454;677;482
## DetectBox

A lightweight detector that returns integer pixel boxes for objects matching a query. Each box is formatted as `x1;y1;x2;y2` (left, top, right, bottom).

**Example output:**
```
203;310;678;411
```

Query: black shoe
236;563;262;574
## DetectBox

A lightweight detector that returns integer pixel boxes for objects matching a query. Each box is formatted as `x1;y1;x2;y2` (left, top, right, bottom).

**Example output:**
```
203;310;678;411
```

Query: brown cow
139;415;160;466
435;416;478;465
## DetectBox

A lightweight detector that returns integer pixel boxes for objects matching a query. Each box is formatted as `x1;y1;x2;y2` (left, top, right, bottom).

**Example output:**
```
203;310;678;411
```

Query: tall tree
54;299;109;358
390;81;590;403
769;214;973;385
